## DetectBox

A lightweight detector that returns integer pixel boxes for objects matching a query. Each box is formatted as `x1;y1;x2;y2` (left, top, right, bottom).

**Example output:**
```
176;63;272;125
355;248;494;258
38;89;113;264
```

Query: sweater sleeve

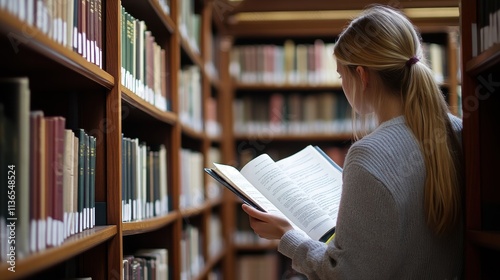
278;163;402;280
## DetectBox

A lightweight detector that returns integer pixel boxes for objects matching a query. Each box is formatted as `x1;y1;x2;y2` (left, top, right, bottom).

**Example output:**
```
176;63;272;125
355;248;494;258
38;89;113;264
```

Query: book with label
204;145;343;242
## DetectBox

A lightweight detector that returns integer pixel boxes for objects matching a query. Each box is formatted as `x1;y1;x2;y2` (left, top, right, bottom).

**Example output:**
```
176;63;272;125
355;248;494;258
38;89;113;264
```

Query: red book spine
44;117;53;247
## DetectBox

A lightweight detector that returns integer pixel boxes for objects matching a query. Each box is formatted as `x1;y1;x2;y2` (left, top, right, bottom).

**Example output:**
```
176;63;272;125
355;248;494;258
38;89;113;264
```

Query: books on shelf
121;137;169;222
236;253;279;280
178;0;201;53
179;148;204;209
124;248;168;280
230;40;339;86
205;145;342;242
0;77;30;260
205;96;221;137
0;78;97;261
180;224;204;280
474;0;500;56
121;5;170;112
179;65;203;132
233;92;353;135
0;0;103;68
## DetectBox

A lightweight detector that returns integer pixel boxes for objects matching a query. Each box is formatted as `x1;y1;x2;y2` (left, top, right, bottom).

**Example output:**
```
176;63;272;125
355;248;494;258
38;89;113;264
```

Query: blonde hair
333;5;462;235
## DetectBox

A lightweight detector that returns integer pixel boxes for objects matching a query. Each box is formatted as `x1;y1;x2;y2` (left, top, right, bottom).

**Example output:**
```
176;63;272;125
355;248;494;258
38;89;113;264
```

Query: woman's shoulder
346;124;418;166
448;113;463;132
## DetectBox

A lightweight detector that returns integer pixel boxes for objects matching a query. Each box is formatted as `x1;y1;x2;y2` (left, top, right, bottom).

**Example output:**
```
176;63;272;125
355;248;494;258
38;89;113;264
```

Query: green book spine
89;136;96;228
75;129;85;233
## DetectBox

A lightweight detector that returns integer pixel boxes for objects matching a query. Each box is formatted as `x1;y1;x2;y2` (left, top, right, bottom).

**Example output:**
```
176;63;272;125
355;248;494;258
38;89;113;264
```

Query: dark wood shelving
234;82;343;91
460;0;500;278
467;231;500;251
121;0;176;42
0;226;117;280
192;247;227;280
0;10;114;91
180;198;223;218
234;132;353;142
180;35;203;68
181;123;207;141
465;43;500;76
122;212;179;236
121;86;178;125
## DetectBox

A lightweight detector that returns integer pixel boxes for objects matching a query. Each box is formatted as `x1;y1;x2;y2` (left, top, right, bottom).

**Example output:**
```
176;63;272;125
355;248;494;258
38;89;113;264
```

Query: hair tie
406;56;419;67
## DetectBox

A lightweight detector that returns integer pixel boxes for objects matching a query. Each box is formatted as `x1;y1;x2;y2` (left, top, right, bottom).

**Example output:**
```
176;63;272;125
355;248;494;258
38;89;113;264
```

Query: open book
204;145;343;242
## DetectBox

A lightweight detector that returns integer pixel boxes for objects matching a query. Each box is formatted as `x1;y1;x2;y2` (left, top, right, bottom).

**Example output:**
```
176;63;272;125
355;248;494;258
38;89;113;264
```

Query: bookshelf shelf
467;230;500;251
121;0;175;39
205;69;221;92
121;86;177;125
465;43;500;76
193;247;227;280
234;133;353;142
181;124;206;141
0;10;114;90
0;226;117;280
122;212;179;236
180;36;203;68
180;198;222;218
234;83;343;91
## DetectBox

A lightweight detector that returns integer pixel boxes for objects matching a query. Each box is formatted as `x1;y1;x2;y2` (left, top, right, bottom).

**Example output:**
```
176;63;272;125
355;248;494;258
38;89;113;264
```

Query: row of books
421;42;448;84
208;214;224;258
0;0;103;68
229;40;339;86
178;0;201;54
180;224;204;280
179;148;204;209
121;5;170;112
229;40;450;86
233;92;354;135
236;253;280;280
474;0;500;56
0;78;96;261
121;138;169;223
204;33;221;82
205;96;221;137
124;248;169;280
205;147;223;200
179;65;203;132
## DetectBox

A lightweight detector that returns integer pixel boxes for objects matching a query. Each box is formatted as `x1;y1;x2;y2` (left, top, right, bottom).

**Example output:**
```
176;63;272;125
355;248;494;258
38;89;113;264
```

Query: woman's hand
241;204;294;240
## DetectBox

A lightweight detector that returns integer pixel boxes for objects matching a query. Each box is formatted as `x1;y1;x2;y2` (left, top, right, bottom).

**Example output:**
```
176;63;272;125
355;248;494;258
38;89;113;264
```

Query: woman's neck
375;92;404;123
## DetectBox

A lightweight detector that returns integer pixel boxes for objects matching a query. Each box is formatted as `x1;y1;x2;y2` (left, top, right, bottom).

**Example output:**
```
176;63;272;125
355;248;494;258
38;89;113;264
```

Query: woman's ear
356;66;369;91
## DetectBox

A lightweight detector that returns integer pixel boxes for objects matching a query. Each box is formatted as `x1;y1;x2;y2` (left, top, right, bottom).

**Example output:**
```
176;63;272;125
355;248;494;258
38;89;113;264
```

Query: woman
242;5;463;279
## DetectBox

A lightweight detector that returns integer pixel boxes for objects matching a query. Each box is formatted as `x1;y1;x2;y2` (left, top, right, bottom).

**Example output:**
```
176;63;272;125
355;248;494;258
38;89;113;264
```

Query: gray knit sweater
278;114;463;280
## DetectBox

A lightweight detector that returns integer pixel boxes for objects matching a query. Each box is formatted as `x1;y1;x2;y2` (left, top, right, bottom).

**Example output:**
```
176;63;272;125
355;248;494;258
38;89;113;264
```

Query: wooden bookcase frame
460;0;500;279
0;0;229;279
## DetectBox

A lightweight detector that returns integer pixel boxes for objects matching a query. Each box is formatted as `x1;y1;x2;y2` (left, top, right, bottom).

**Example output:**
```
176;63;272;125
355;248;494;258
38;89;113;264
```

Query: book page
240;153;336;241
277;145;343;223
212;163;298;224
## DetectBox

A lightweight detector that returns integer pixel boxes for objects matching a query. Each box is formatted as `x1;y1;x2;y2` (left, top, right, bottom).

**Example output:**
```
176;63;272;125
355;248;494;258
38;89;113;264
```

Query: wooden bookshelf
461;0;500;279
0;226;116;279
0;0;228;279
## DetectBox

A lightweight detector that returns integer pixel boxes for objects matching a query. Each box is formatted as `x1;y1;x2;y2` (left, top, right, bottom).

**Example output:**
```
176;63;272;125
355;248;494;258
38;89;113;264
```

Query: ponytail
404;60;462;235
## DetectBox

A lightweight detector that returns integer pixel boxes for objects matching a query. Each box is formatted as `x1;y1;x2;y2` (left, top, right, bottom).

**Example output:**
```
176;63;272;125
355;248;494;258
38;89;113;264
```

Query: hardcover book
205;145;343;242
